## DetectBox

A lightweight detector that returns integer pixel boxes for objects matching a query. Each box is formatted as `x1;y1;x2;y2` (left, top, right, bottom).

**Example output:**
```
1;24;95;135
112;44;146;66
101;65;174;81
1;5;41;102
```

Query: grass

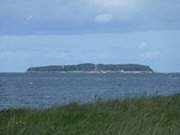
0;96;180;135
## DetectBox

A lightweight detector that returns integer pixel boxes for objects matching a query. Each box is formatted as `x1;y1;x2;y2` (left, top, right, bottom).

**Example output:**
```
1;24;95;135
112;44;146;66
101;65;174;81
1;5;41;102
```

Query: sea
0;72;180;110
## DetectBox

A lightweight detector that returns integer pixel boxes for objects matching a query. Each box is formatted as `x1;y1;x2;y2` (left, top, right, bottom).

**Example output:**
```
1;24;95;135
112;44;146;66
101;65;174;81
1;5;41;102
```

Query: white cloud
138;42;148;49
92;0;145;22
140;51;161;60
0;50;14;59
95;14;113;24
92;0;129;10
26;15;33;21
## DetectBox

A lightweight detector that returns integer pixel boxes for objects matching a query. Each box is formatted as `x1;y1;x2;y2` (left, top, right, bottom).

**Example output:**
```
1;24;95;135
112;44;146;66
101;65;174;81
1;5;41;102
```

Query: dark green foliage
27;63;154;72
1;96;180;135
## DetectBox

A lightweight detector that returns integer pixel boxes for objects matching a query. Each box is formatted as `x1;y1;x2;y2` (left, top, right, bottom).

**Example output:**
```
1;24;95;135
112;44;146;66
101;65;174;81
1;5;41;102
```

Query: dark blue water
0;73;180;109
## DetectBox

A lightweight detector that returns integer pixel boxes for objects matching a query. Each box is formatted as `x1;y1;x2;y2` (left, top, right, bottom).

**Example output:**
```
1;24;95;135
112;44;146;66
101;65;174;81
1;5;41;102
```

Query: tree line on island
27;63;154;73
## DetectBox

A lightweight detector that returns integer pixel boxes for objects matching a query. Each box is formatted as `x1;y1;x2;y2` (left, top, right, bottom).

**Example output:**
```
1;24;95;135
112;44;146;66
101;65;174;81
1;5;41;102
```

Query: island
27;63;154;73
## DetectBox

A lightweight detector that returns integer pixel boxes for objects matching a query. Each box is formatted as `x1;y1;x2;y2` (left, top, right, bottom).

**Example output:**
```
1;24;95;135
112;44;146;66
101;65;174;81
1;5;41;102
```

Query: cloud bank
0;0;180;34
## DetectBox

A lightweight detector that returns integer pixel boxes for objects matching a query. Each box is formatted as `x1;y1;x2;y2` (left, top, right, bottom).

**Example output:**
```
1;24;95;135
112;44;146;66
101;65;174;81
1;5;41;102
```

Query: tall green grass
0;96;180;135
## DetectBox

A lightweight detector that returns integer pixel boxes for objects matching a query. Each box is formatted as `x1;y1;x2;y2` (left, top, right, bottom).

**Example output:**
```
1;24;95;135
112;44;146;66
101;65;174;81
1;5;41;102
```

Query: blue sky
0;0;180;72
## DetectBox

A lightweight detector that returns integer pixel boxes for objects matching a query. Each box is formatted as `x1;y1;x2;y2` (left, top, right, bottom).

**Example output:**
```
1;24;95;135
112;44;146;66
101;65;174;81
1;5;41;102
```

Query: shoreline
26;71;154;74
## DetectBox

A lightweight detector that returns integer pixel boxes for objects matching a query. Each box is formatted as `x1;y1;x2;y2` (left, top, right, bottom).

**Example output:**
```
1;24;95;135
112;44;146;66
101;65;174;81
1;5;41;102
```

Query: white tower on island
121;69;125;73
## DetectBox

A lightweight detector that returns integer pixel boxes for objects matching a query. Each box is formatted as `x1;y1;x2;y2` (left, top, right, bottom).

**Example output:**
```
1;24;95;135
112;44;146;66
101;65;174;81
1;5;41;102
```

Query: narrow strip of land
27;63;154;73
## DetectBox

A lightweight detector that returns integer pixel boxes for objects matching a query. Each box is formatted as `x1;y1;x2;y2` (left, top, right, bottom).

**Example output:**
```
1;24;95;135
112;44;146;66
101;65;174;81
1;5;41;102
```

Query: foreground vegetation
0;96;180;135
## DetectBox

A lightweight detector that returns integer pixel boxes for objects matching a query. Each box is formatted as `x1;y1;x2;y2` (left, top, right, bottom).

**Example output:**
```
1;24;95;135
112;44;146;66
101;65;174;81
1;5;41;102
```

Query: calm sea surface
0;73;180;109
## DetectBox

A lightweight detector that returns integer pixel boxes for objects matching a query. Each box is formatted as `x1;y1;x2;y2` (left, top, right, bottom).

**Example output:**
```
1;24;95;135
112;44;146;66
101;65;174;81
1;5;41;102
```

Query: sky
0;0;180;72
